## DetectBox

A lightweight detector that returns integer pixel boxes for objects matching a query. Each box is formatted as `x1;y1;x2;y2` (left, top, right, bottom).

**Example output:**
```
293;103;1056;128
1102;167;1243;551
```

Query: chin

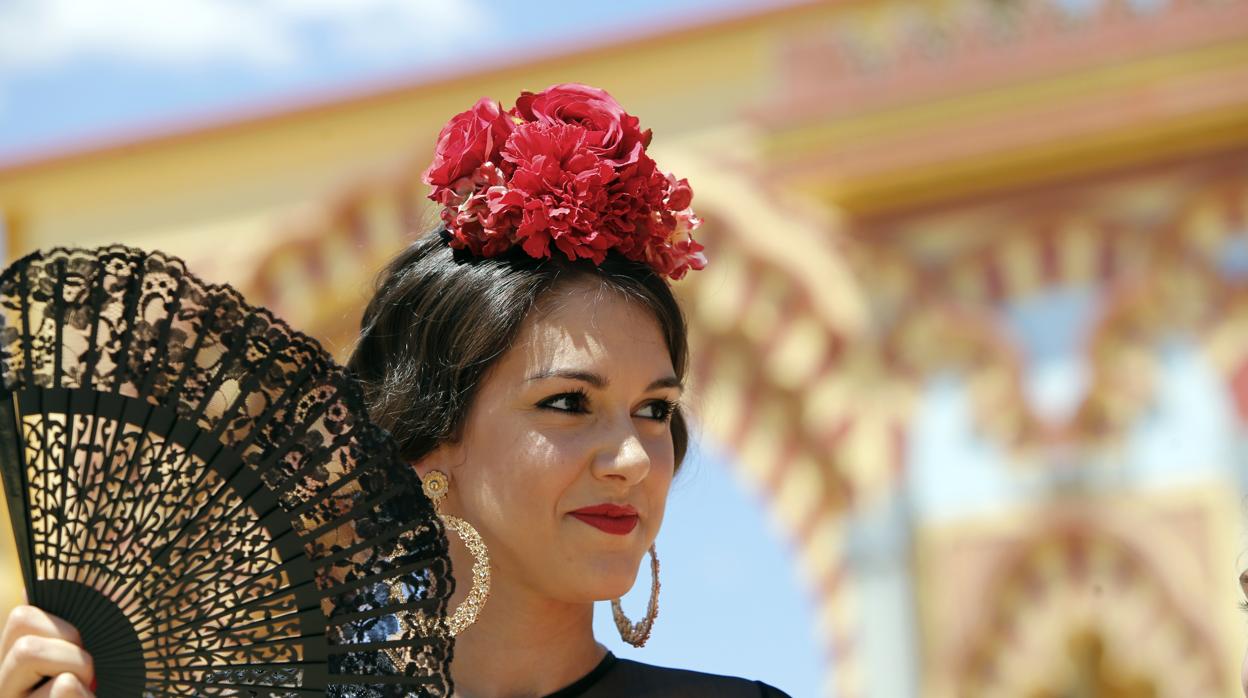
564;553;645;601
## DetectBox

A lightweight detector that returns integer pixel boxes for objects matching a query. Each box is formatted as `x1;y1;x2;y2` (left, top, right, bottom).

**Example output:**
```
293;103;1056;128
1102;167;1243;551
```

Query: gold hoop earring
612;543;660;647
422;470;491;636
384;470;491;670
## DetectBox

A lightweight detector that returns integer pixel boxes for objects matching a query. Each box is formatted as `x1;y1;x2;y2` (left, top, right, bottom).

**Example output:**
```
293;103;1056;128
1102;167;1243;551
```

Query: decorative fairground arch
957;517;1225;697
846;161;1248;697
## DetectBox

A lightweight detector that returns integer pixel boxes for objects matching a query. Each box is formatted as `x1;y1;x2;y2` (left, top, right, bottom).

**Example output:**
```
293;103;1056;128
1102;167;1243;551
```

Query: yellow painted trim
3;207;22;265
817;104;1248;216
765;38;1248;156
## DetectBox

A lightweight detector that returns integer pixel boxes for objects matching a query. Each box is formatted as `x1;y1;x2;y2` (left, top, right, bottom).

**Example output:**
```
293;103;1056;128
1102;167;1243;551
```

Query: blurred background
2;0;1248;696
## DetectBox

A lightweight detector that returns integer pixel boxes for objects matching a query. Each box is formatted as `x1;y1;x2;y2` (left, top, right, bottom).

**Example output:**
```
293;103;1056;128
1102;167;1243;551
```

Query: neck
447;563;607;698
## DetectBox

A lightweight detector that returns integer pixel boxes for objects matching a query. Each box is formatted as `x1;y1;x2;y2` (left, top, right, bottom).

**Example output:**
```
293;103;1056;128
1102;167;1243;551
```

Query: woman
0;83;791;696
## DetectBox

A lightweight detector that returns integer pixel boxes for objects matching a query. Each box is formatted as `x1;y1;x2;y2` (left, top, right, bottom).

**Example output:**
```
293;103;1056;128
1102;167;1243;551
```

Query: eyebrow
525;368;683;392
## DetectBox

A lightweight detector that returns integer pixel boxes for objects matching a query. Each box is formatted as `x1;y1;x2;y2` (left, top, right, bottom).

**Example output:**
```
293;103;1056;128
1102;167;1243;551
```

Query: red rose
422;97;514;195
441;162;516;256
512;83;651;167
665;175;693;211
652;234;707;280
641;205;706;280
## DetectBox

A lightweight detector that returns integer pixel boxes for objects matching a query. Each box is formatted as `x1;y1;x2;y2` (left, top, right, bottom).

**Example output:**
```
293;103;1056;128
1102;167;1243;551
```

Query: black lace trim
0;244;455;695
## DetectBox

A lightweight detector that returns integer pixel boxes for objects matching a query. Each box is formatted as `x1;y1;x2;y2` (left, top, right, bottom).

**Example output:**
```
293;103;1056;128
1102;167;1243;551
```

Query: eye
635;399;677;422
538;389;589;414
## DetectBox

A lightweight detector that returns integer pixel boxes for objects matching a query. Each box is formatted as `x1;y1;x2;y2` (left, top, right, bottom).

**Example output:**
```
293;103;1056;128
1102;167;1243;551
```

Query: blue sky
0;0;787;160
0;1;823;693
594;442;823;695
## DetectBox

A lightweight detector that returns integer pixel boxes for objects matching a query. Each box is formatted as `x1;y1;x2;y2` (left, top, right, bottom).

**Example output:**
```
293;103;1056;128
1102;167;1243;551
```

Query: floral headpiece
421;83;706;280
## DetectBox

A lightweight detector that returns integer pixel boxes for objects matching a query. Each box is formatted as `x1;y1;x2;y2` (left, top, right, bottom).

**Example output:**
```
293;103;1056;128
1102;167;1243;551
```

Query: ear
408;441;464;481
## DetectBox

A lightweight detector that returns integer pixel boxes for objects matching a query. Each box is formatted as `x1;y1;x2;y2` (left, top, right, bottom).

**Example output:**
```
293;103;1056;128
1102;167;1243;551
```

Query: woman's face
423;279;680;603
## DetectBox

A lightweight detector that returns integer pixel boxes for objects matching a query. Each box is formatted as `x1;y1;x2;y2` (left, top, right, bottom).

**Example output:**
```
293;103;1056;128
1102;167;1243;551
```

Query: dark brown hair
346;228;691;468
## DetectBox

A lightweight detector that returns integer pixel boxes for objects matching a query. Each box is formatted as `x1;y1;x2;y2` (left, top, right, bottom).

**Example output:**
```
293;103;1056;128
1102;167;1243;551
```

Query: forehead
511;281;671;371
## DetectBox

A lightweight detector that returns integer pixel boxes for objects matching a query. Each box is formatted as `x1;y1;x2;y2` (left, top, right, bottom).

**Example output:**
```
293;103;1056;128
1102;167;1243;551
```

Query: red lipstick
569;503;639;535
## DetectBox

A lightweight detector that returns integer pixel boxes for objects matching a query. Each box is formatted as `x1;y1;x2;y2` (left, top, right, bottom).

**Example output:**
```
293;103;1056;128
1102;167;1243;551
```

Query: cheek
645;427;677;476
461;429;589;522
642;430;676;512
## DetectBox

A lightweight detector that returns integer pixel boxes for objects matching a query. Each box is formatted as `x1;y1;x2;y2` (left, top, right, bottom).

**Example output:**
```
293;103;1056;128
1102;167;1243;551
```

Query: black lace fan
0;245;455;697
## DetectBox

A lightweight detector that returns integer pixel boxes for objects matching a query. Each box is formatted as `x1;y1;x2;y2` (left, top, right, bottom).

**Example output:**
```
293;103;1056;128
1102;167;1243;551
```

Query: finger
0;636;93;698
29;673;93;698
0;605;83;658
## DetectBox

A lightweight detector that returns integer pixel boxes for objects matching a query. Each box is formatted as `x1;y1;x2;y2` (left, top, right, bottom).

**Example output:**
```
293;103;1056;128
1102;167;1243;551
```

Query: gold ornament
384;469;491;671
612;543;660;647
421;469;449;502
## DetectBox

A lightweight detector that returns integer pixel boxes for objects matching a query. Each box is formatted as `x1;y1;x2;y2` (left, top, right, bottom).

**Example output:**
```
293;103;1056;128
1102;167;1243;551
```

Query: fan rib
0;246;454;694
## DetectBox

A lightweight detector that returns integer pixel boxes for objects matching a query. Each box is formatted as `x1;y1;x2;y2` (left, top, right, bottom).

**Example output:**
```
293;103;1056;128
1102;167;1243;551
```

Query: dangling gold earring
612;543;660;647
384;469;492;671
421;469;491;636
384;469;491;674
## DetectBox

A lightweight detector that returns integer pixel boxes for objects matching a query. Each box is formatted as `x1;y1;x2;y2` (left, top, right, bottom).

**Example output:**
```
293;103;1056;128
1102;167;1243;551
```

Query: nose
591;418;652;485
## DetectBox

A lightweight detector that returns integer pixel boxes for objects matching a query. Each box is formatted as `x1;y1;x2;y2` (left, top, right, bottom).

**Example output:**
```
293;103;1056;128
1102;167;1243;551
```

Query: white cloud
0;0;490;76
266;0;485;63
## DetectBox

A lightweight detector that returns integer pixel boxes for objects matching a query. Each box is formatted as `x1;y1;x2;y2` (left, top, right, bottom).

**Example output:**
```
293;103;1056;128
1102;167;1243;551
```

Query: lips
569;503;639;535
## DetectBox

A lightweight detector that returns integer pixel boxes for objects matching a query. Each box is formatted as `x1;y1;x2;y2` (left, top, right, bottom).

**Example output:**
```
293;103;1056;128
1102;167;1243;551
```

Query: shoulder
605;658;792;698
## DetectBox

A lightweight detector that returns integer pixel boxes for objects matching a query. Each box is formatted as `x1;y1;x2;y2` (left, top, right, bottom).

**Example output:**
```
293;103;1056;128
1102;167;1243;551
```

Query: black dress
542;651;792;698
